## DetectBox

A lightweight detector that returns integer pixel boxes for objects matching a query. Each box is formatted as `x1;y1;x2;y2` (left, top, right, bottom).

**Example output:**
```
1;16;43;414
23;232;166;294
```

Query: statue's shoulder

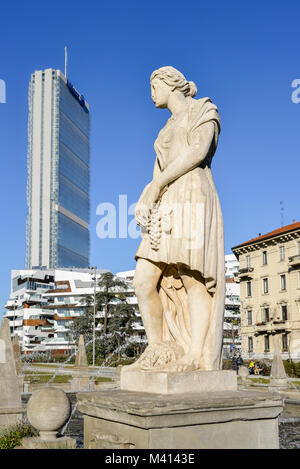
187;97;221;137
189;97;219;116
189;97;220;127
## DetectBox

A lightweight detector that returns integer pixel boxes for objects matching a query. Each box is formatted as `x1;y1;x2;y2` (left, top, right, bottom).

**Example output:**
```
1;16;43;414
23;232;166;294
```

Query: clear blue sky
0;0;299;317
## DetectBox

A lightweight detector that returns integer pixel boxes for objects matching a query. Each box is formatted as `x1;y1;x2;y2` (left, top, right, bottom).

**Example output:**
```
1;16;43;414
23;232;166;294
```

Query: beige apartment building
232;221;300;361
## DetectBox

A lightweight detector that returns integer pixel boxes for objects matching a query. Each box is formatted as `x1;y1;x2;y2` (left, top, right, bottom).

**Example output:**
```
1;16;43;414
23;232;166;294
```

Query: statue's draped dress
135;97;225;369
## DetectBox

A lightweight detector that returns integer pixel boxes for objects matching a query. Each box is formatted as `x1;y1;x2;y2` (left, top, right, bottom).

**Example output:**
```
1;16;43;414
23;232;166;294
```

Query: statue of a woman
133;66;225;372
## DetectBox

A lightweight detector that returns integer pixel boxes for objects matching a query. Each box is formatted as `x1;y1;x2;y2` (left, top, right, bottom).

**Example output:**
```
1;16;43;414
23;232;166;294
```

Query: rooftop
232;220;300;250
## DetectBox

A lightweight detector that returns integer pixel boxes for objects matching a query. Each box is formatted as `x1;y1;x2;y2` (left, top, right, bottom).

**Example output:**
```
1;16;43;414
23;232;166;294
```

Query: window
246;281;252;297
282;305;288;321
27;281;37;291
246;255;251;268
247;310;252;325
298;241;300;255
262;250;268;265
282;333;288;351
280;246;285;261
264;308;270;322
248;336;253;352
280;274;286;291
264;335;270;352
263;278;269;294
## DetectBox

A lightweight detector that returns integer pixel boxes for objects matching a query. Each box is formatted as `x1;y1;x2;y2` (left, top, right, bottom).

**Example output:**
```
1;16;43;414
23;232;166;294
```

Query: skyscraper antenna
64;46;68;79
280;201;284;228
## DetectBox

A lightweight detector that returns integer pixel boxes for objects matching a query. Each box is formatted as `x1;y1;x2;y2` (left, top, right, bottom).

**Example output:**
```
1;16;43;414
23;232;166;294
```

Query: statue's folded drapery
135;97;225;370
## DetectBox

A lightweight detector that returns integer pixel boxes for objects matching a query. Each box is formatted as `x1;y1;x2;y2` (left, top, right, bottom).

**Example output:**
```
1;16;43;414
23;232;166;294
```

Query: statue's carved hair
150;66;197;98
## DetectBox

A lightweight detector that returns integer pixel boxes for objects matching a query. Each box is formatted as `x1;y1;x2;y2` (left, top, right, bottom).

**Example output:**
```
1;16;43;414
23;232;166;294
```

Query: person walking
236;354;243;374
232;355;238;374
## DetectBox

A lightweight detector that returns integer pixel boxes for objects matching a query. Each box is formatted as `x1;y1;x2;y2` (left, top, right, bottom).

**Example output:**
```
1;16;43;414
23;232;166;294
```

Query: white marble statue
133;66;225;372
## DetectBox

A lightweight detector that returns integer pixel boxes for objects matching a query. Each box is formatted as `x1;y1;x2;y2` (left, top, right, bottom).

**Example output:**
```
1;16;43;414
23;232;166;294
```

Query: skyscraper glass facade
26;69;90;269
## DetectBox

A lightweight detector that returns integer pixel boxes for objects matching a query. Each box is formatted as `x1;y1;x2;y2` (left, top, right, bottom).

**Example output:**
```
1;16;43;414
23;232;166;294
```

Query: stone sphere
27;387;71;432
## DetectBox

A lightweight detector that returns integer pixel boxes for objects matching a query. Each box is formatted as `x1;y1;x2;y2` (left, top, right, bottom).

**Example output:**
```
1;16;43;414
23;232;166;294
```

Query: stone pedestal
0;406;24;428
72;335;90;391
77;388;283;449
121;368;237;394
268;377;290;391
269;336;289;392
72;367;90;392
0;319;23;427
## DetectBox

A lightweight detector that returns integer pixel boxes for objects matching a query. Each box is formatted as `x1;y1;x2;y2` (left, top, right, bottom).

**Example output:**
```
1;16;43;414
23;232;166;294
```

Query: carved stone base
16;436;76;449
120;368;237;394
77;389;283;449
269;378;290;390
72;375;90;392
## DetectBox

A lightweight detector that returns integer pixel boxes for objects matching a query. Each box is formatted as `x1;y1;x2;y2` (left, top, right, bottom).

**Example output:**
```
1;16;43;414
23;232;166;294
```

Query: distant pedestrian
232;355;238;373
236;355;243;374
237;355;243;367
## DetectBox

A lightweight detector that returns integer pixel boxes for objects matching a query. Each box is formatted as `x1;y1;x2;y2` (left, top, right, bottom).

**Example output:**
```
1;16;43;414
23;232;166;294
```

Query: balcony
126;297;138;305
288;254;300;268
10;319;23;327
238;267;254;279
4;309;23;318
254;321;268;333
224;310;240;321
23;327;50;338
40;326;55;332
5;299;21;310
254;319;291;335
55;326;69;332
225;299;240;310
272;320;291;333
233;272;240;283
46;337;74;346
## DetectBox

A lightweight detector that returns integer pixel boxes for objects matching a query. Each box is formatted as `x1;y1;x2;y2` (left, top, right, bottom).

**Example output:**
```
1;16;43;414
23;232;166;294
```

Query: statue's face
151;78;171;108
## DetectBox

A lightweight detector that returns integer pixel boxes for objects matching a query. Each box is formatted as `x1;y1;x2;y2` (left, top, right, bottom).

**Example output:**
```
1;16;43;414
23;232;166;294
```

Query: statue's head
150;66;197;108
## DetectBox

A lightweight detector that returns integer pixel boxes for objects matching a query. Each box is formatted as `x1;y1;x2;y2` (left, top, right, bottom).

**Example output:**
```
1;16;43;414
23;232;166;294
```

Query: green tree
69;295;95;343
106;302;136;360
96;272;130;334
69;272;136;362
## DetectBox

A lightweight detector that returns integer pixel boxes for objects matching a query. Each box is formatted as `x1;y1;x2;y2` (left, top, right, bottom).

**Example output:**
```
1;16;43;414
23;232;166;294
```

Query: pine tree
106;302;136;360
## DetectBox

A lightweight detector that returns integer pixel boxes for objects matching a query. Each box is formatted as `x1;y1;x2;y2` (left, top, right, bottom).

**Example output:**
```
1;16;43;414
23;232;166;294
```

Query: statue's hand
135;200;149;228
135;181;162;228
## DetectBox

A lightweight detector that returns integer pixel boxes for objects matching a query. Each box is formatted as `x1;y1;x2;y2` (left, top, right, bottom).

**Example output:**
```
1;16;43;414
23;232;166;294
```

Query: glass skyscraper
26;69;90;269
